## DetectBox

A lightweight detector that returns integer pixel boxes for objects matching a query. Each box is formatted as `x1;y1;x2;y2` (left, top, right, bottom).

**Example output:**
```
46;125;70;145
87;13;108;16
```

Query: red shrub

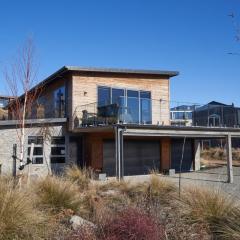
65;226;96;240
101;207;165;240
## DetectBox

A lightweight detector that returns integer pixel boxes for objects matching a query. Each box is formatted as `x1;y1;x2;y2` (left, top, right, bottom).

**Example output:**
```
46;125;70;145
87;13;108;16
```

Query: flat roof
65;66;179;77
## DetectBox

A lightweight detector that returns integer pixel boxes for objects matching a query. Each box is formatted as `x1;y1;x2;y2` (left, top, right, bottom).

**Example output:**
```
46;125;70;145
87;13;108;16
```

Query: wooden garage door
171;138;193;172
103;140;160;176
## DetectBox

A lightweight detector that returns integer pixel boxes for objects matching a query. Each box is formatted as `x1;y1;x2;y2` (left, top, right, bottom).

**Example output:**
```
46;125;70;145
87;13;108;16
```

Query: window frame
97;85;152;124
27;136;44;165
50;136;66;164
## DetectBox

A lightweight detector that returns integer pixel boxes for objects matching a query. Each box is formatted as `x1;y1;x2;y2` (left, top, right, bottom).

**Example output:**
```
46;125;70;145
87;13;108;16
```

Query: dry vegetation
0;167;240;239
201;147;240;162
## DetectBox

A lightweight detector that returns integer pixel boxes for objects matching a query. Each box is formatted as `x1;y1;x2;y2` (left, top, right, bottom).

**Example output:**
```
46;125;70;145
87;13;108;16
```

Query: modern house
0;66;239;181
170;105;196;126
193;101;240;127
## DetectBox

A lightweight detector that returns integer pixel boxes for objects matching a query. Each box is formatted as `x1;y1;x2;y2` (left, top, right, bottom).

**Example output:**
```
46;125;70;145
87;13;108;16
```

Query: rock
100;189;119;197
69;215;95;230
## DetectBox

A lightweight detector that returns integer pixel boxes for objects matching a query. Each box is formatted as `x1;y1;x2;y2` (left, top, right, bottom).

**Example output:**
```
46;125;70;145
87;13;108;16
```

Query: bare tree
5;38;43;170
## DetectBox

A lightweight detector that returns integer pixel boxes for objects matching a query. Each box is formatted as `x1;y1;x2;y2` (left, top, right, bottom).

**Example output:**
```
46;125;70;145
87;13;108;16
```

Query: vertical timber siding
161;138;171;170
70;73;170;130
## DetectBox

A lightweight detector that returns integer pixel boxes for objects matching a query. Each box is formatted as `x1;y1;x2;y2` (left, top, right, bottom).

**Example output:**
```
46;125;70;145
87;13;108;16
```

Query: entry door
69;136;84;168
171;138;193;172
103;140;160;176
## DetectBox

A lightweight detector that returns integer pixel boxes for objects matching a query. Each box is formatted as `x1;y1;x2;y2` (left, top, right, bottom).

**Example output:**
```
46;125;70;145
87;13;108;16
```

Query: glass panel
54;86;65;118
98;86;110;107
127;90;139;123
127;90;138;98
112;88;124;105
51;147;65;155
173;112;185;120
28;136;43;145
141;98;152;124
140;91;151;99
28;147;43;155
32;157;43;164
51;157;65;163
51;137;65;145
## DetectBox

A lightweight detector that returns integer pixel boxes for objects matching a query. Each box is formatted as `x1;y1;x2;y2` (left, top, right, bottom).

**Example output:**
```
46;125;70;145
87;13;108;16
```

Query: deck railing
73;98;240;129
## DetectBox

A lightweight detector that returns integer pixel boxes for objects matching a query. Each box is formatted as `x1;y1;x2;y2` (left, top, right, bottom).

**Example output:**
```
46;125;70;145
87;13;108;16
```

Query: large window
50;137;66;163
54;86;66;118
97;86;151;124
27;136;43;164
172;111;192;120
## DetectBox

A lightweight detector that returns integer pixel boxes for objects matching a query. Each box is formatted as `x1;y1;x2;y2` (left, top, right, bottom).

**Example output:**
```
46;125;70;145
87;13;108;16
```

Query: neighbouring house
193;101;240;148
193;101;240;127
0;66;239;180
170;105;197;126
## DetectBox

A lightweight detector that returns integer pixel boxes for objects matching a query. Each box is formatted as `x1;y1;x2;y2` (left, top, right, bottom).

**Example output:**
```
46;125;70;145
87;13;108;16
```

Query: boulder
69;215;95;230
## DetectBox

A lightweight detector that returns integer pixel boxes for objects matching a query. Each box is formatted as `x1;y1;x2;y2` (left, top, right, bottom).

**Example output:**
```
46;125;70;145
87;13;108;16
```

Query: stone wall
0;123;74;177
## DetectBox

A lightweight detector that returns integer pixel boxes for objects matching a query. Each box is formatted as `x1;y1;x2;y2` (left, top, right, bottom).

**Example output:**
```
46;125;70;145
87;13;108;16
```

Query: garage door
171;138;193;172
103;140;160;176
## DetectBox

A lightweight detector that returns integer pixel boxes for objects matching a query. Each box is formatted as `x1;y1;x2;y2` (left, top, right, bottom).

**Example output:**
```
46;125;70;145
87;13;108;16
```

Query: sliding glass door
97;86;152;124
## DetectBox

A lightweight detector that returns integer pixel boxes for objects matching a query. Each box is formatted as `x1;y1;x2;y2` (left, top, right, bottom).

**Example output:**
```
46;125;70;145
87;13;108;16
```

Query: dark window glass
54;86;66;118
98;86;110;107
51;137;65;145
51;147;65;155
28;157;43;164
28;147;43;156
51;157;65;163
51;136;66;164
28;136;43;145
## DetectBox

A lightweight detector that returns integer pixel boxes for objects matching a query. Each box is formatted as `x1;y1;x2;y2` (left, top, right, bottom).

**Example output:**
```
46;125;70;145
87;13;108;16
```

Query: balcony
73;97;168;128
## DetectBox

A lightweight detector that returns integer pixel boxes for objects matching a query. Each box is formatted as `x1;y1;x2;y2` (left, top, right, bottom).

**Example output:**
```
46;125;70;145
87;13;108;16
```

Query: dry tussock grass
181;186;240;239
65;165;92;189
201;147;240;161
36;176;82;213
0;177;44;240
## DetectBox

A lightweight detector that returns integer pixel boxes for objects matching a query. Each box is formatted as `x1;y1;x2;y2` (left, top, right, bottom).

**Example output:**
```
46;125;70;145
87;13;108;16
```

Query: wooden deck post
226;134;233;183
115;127;124;181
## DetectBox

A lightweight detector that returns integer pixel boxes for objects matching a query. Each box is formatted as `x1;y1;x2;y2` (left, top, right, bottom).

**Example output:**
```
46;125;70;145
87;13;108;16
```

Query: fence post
12;144;17;177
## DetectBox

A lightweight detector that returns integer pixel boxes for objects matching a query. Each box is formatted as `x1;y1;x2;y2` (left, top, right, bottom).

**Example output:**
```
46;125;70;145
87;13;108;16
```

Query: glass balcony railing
73;96;162;128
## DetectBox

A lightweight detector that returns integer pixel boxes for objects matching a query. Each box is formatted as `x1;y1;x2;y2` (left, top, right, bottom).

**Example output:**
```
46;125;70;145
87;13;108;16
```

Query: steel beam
115;127;124;180
226;134;233;183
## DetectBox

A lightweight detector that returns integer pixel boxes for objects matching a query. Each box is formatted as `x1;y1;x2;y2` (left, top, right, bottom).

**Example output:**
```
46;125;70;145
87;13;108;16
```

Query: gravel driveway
123;166;240;200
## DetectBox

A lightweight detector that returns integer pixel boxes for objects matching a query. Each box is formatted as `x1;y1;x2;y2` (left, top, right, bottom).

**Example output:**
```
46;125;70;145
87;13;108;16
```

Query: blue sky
0;0;240;106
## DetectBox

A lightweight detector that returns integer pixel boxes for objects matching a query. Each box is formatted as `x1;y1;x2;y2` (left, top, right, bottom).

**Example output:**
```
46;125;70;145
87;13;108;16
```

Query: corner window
54;86;66;118
51;137;65;163
97;86;152;124
27;136;44;164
